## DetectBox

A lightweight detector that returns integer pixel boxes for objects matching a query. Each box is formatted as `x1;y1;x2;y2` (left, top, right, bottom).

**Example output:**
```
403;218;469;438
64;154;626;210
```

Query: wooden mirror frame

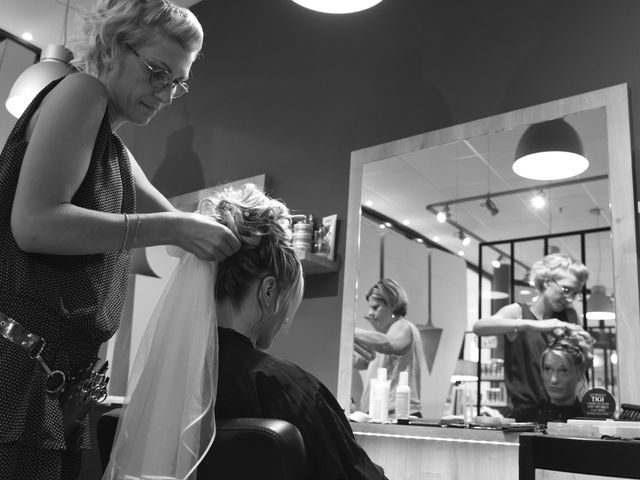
337;84;640;412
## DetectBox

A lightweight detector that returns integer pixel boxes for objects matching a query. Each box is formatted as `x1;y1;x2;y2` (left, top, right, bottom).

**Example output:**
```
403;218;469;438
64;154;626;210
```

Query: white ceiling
0;0;203;49
361;107;614;301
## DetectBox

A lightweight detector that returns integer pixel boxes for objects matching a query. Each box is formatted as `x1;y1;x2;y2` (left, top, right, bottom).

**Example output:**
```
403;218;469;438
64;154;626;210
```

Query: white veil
102;252;218;480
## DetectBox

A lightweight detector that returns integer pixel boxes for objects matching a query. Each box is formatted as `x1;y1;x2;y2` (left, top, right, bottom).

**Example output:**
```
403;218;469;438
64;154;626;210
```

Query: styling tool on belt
0;311;66;394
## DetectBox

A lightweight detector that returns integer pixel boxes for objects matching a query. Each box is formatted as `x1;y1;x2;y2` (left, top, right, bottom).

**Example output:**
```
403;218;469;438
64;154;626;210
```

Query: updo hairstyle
529;253;589;293
365;278;409;317
72;0;204;76
542;329;596;381
197;184;304;324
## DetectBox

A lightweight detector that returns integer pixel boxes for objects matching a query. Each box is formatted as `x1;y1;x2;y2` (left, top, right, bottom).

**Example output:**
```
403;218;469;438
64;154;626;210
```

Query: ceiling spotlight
530;190;545;209
491;255;504;269
454;230;471;246
513;118;589;180
481;196;499;216
436;205;450;223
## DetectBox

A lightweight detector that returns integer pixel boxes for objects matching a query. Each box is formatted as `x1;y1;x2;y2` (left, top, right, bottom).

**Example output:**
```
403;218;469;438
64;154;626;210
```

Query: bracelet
120;213;130;252
125;213;141;250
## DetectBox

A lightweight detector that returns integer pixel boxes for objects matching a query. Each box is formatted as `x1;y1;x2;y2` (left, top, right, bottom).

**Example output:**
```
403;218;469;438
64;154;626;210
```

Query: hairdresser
354;278;424;417
0;1;240;478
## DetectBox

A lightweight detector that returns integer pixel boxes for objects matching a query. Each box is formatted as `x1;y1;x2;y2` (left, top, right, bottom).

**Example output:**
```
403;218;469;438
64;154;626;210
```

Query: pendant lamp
291;0;384;14
586;284;615;321
513;118;589;180
6;44;74;118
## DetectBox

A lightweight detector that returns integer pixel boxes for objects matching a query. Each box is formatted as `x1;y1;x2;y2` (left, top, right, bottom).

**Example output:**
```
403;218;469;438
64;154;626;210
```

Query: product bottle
395;370;411;419
369;367;390;422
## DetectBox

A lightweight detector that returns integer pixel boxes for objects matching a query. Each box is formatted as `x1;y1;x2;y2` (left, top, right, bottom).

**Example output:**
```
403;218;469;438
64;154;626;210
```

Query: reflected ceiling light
365;200;373;207
22;32;34;42
432;236;440;243
530;190;546;209
436;205;450;223
291;0;384;13
416;238;424;243
481;196;499;216
454;230;471;246
457;250;465;256
491;255;504;269
402;219;410;226
513;118;589;180
586;284;615;321
6;44;74;118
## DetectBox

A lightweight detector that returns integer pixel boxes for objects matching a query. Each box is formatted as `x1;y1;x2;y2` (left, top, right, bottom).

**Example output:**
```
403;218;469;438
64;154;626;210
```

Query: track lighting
481;196;499;216
436;205;450;223
454;230;470;246
492;255;504;269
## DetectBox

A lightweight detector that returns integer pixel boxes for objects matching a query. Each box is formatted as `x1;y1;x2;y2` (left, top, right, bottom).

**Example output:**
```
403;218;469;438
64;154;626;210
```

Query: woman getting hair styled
0;1;239;479
104;184;388;480
539;329;595;423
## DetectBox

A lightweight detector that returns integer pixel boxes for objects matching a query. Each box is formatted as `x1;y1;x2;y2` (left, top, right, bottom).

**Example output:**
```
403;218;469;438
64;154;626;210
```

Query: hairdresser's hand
529;318;583;336
175;212;241;261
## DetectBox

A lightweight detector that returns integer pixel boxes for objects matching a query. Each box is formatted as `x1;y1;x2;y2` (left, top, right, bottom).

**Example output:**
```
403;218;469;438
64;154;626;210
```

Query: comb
618;403;640;421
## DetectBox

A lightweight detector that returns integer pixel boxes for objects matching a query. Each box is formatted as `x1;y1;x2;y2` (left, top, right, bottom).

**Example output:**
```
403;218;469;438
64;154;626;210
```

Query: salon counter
352;422;521;480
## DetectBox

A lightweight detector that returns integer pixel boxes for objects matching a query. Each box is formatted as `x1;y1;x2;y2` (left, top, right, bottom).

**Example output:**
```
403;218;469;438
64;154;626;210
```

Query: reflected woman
473;253;589;422
354;279;424;417
538;329;595;423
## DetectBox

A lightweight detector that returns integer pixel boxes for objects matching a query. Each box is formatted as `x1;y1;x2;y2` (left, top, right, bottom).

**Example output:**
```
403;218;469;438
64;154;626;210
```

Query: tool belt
0;311;110;441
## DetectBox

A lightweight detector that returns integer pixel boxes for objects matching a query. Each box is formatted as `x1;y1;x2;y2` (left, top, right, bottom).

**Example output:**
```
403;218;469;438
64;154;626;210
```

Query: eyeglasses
126;44;189;98
550;278;581;299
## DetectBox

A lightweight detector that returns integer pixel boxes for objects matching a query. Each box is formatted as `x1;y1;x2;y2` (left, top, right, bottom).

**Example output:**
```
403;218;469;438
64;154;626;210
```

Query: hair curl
71;0;204;76
542;329;596;378
365;278;409;317
529;253;589;293
197;184;304;324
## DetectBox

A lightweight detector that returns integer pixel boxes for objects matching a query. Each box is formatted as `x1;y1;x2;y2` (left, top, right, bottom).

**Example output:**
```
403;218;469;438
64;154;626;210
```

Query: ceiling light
586;284;615;321
291;0;384;13
6;44;74;118
513;118;589;180
454;230;470;246
481;196;499;216
416;238;424;243
402;219;410;226
530;190;545;209
457;250;465;256
22;32;34;42
491;255;504;269
432;236;440;243
365;200;373;207
436;205;450;223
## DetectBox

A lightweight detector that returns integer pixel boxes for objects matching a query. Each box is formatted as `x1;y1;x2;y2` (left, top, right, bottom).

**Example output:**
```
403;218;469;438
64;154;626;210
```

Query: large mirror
337;85;640;419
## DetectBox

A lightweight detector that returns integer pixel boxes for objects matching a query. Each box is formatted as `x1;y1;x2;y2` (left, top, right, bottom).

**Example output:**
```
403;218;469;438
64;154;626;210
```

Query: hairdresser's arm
354;321;412;355
11;73;240;260
473;303;581;338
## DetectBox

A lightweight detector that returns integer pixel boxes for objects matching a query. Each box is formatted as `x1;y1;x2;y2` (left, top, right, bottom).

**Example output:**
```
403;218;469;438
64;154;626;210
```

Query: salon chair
97;408;308;480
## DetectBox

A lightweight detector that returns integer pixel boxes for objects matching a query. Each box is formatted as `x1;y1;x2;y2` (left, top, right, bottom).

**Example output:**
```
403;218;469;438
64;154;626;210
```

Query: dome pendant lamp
291;0;384;14
513;118;589;181
6;44;74;118
586;284;615;322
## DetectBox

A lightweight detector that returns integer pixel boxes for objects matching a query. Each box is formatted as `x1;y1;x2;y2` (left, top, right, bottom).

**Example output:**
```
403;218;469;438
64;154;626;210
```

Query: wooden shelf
296;250;340;274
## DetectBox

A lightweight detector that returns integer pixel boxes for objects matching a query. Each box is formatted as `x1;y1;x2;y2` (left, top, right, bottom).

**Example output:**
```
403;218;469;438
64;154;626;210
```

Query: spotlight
436;205;450;223
491;255;504;269
454;230;471;246
530;190;545;209
481;196;499;216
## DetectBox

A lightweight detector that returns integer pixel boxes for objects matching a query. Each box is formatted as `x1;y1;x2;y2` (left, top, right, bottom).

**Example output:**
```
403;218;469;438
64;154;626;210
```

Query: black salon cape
215;327;388;480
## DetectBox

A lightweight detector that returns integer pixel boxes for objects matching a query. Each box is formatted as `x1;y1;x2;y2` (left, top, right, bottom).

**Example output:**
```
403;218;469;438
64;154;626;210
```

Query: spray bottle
395;370;411;419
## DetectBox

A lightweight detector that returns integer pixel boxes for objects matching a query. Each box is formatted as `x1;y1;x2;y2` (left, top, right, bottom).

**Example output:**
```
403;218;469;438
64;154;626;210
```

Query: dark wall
121;0;640;392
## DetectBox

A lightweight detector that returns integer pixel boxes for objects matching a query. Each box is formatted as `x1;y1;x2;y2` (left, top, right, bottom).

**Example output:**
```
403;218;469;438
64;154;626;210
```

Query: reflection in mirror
338;85;640;422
